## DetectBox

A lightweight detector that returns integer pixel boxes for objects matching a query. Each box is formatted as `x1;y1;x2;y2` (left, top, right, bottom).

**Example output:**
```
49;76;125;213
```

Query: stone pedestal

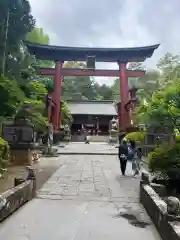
2;117;38;166
11;149;33;166
32;150;40;163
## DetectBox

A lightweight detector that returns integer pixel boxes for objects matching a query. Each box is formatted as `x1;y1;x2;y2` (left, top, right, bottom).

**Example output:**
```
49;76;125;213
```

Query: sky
29;0;180;84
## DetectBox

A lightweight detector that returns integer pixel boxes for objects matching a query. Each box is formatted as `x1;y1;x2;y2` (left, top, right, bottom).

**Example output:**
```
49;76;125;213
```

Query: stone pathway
0;144;161;239
56;142;118;155
38;155;139;202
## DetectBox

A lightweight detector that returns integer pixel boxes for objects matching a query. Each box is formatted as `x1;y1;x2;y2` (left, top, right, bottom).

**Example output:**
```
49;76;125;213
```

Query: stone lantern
64;124;71;142
109;117;118;143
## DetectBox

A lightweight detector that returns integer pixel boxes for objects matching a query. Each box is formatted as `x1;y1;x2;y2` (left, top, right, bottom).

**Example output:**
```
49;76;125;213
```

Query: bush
125;131;146;144
176;135;180;143
0;137;10;177
61;102;72;126
16;100;48;134
148;142;180;194
148;143;180;176
0;76;25;117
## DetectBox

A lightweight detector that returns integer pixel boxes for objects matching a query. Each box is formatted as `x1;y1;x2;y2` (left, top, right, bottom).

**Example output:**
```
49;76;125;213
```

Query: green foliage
0;0;35;78
16;99;48;133
31;112;48;133
134;54;180;182
26;28;49;44
93;83;113;100
0;76;25;117
136;79;180;132
25;27;54;69
15;101;48;134
17;81;48;133
27;81;47;100
42;79;54;93
136;70;160;101
111;78;120;101
157;53;180;85
148;143;180;179
0;137;10;177
62;62;113;101
125;131;146;144
20;81;47;100
111;64;160;102
61;102;73;126
176;135;180;143
136;52;180;127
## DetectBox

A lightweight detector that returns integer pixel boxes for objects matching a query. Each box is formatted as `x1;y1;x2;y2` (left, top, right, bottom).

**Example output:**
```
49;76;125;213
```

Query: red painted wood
54;62;63;129
47;93;55;123
119;63;131;131
39;67;145;77
42;66;142;131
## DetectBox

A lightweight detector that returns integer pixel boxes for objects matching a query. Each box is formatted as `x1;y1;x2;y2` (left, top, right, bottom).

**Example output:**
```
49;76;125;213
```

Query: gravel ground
0;156;62;194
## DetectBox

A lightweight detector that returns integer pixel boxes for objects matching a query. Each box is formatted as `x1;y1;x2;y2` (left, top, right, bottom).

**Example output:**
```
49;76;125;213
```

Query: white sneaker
133;170;139;178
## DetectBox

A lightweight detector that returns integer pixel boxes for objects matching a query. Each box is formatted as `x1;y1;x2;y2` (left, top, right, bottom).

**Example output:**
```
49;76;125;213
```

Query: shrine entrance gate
25;42;159;132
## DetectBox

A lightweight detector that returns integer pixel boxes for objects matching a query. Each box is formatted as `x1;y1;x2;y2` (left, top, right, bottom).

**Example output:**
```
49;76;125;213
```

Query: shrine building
67;100;117;140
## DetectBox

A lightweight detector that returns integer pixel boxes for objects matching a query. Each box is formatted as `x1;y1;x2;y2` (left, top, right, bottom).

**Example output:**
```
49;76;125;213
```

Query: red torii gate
25;42;159;131
39;68;145;77
39;67;144;130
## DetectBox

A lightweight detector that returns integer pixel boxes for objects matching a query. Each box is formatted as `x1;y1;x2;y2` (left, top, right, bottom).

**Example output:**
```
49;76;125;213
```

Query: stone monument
2;116;37;165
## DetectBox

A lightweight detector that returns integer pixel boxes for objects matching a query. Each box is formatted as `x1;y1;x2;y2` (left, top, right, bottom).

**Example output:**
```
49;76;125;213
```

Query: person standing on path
130;140;141;177
118;140;129;176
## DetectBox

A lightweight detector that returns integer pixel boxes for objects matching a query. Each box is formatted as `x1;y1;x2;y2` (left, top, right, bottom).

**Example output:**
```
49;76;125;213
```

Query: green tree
15;99;48;133
157;52;180;85
127;62;160;102
136;79;180;132
0;0;35;77
25;27;53;68
21;27;53;94
136;70;160;101
62;62;106;101
61;102;73;126
0;76;25;117
93;83;113;100
26;81;47;100
111;78;120;101
26;28;49;45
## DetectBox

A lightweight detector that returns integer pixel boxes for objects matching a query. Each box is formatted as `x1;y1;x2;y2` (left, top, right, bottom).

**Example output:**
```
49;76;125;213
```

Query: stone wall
0;166;36;222
140;181;180;240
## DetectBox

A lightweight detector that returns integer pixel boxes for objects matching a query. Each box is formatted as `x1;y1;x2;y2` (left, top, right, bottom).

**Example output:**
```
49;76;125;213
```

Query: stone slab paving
57;142;118;155
0;144;161;239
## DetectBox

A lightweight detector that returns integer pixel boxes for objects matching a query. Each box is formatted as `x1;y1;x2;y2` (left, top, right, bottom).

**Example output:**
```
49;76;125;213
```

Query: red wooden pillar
118;62;131;131
53;61;63;130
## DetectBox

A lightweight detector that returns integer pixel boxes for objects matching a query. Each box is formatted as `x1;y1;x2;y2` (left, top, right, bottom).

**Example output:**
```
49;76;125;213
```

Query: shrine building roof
25;42;160;62
67;100;117;116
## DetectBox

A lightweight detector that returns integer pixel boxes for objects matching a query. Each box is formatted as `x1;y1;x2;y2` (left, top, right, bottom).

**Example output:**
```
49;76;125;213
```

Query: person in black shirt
118;140;129;176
